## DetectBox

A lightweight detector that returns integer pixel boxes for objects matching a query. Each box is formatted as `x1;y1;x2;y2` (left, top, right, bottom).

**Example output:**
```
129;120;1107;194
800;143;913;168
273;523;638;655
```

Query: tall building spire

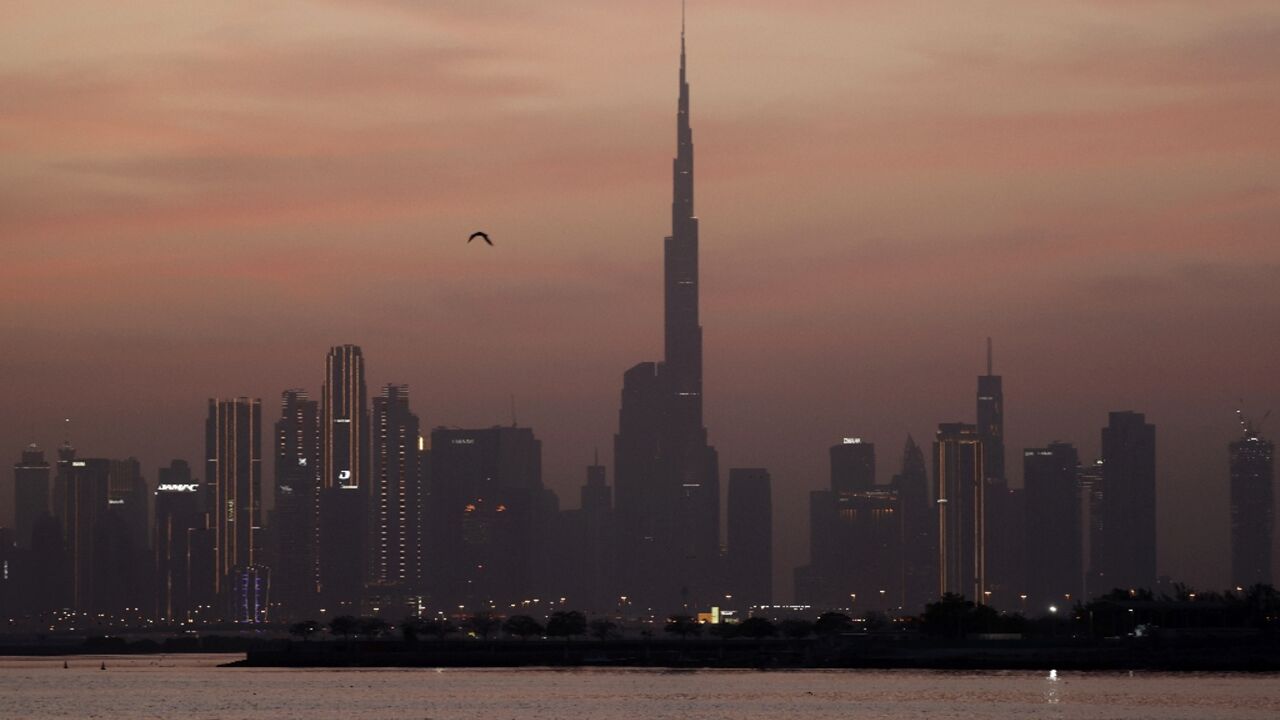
665;2;700;407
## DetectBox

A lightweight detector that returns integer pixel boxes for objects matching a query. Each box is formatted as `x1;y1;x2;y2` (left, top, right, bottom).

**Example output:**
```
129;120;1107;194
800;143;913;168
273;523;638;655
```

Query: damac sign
157;483;199;492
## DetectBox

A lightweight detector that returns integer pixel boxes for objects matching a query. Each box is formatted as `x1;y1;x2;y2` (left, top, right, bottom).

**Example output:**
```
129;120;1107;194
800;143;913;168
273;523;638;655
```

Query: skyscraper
1098;411;1157;592
52;452;109;611
322;345;369;492
206;397;263;598
894;435;936;610
371;383;422;591
1229;418;1274;587
272;389;320;619
830;439;875;495
1023;442;1082;608
612;12;720;614
727;468;772;607
426;426;545;608
154;459;203;620
13;444;50;548
319;344;370;611
934;423;985;602
978;340;1021;607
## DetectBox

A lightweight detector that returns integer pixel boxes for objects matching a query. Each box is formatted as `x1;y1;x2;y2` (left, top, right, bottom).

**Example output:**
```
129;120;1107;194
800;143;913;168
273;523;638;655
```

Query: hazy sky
3;1;1279;599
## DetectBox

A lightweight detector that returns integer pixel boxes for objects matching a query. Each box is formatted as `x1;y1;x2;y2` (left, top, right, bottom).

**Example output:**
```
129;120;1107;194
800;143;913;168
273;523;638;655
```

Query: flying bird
468;231;493;246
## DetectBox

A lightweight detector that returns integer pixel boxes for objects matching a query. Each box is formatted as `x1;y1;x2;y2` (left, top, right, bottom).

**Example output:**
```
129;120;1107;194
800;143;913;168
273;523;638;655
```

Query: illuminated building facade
371;384;422;590
153;459;204;620
934;422;985;602
319;345;369;610
205;397;262;597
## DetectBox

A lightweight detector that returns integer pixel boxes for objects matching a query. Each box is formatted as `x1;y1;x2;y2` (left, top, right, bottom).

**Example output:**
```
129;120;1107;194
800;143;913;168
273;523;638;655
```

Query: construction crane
1235;401;1271;440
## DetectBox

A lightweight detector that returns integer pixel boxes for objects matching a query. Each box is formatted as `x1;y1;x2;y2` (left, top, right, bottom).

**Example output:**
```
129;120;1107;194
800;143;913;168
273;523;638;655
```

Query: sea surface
1;655;1277;719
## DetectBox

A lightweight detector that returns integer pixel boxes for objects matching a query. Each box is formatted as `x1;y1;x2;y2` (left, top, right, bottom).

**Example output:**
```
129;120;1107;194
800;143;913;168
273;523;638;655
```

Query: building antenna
510;394;518;428
986;337;993;376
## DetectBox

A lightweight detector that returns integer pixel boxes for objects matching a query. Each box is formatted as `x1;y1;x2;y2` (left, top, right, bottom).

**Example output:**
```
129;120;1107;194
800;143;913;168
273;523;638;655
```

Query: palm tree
328;615;359;641
814;612;853;637
503;614;544;640
546;611;587;640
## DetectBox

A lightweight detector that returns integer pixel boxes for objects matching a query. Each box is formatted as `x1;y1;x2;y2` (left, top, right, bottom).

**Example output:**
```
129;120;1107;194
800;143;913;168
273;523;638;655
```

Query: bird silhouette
468;231;493;246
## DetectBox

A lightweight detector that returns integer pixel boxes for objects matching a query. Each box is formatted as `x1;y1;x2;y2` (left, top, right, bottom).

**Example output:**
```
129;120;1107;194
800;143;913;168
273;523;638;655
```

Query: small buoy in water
100;662;106;671
62;660;68;669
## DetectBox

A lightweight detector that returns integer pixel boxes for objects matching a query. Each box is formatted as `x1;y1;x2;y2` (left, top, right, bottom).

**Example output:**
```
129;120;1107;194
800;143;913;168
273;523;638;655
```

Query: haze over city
3;0;1280;602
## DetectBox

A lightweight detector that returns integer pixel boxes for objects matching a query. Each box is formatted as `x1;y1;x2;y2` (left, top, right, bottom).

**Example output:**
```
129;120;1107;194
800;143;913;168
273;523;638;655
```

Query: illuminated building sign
157;483;199;493
842;438;862;444
338;470;352;481
451;438;475;445
72;461;87;467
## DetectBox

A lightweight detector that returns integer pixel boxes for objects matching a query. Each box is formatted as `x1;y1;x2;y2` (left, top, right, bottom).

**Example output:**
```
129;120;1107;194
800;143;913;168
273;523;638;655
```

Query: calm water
1;655;1277;719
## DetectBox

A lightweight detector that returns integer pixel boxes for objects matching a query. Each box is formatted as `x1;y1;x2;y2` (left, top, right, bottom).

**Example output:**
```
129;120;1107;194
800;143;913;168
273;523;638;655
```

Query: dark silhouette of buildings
613;21;720;615
319;344;369;612
894;435;936;610
153;459;202;620
1097;411;1157;592
52;449;108;611
13;444;50;549
727;468;772;607
271;389;320;619
797;440;902;611
371;383;423;594
978;341;1022;608
1023;442;1082;609
206;398;263;606
934;423;984;602
426;426;548;609
1229;419;1274;587
1077;457;1104;598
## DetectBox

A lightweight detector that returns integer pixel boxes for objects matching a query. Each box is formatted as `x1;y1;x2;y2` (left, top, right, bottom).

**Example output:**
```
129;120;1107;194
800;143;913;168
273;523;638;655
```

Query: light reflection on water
0;656;1277;719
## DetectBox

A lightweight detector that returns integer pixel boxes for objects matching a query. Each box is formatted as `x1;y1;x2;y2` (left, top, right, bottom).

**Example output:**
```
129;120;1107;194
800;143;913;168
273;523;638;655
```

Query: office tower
1098;411;1157;592
52;453;110;611
13;444;50;548
548;453;616;613
371;384;423;591
934;423;985;602
894;435;936;610
612;15;720;614
727;468;772;607
154;459;203;620
1023;442;1082;609
322;344;369;491
206;398;263;599
830;438;875;495
1229;418;1274;587
796;440;902;611
272;389;320;619
978;340;1020;606
426;426;544;609
319;344;369;611
1077;457;1104;597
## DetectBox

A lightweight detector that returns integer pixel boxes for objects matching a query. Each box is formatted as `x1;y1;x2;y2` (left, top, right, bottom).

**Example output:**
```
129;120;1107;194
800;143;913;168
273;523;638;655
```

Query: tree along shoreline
225;634;1280;672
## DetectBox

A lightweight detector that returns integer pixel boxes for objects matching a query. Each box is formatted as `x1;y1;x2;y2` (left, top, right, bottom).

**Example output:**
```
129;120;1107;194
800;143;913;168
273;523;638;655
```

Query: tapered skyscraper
614;13;719;613
319;344;369;610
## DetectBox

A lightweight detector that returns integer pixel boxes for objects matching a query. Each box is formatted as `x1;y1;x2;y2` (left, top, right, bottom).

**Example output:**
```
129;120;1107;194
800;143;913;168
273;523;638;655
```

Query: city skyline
3;1;1280;599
